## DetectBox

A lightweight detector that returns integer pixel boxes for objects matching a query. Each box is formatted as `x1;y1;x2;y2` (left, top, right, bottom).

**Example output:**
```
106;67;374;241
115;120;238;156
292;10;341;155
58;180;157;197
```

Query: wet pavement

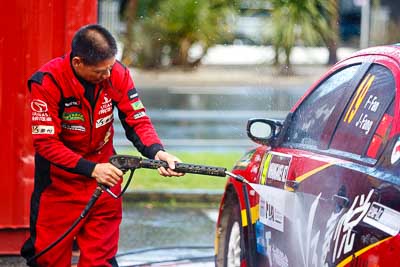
117;202;218;266
1;203;218;267
117;247;214;267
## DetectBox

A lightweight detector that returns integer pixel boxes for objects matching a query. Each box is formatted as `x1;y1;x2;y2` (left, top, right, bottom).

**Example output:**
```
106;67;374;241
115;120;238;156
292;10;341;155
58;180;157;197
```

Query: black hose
27;187;103;265
99;169;135;199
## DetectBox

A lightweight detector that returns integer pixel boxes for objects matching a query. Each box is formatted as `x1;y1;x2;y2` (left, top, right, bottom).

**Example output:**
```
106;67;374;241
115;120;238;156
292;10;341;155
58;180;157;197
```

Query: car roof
291;45;400;111
340;44;400;66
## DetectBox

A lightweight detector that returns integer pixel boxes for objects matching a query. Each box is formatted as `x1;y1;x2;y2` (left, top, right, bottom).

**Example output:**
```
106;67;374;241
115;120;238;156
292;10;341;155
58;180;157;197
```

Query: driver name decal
260;152;292;185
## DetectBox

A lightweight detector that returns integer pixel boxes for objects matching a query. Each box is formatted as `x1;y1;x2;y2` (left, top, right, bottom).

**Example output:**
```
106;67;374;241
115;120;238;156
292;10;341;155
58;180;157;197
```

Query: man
21;24;183;267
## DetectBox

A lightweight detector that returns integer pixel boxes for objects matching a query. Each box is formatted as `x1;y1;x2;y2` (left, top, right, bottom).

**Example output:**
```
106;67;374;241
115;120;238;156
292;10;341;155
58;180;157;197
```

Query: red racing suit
21;53;164;267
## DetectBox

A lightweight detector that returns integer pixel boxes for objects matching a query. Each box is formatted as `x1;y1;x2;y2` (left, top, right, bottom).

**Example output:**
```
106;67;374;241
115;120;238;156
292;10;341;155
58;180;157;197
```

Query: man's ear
72;57;83;68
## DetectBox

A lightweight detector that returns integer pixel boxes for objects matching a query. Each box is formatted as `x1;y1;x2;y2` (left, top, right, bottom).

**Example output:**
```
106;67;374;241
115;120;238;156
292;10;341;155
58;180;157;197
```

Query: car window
365;101;394;159
284;64;361;147
329;64;395;159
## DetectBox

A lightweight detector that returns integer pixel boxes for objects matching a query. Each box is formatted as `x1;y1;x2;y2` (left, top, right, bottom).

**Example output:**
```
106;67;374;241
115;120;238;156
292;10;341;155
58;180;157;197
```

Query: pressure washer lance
28;155;247;264
109;155;256;267
108;154;249;184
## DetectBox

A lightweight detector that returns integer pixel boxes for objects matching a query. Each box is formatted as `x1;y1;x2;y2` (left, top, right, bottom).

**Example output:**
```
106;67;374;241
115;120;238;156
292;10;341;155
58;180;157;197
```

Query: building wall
0;0;97;254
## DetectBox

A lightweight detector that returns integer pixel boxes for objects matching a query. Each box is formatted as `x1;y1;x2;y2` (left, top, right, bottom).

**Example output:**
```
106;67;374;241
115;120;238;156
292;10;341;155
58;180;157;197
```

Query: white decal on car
296;193;321;267
321;211;343;267
259;198;285;232
364;95;380;112
260;152;292;184
332;189;373;261
355;113;373;135
272;245;289;267
363;202;400;236
390;138;400;164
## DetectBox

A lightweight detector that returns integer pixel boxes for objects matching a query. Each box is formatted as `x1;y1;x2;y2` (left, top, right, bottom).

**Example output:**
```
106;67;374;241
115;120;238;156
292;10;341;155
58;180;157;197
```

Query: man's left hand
154;150;185;177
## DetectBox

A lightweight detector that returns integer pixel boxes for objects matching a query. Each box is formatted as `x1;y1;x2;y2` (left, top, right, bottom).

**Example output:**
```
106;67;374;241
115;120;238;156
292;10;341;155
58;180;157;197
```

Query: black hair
71;24;117;65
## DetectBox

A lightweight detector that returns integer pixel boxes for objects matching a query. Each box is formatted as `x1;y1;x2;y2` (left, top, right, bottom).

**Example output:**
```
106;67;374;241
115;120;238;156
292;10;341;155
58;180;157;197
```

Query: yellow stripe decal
295;163;333;183
336;237;392;267
344;74;375;123
284;185;295;192
241;204;259;227
261;154;272;185
344;73;369;122
214;233;219;255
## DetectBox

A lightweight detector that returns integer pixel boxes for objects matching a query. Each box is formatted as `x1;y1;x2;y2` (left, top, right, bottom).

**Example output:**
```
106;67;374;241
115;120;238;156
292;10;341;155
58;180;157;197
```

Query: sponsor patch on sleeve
128;88;138;100
32;125;54;134
133;111;146;119
131;100;144;111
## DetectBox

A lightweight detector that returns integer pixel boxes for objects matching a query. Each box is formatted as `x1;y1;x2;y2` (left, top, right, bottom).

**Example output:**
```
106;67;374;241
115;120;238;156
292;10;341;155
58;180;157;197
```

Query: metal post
360;0;371;48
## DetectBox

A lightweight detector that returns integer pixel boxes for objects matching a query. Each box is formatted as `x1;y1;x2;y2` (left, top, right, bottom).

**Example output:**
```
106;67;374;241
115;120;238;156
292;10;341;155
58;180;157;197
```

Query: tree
119;0;163;67
270;0;338;74
120;0;239;68
119;0;138;66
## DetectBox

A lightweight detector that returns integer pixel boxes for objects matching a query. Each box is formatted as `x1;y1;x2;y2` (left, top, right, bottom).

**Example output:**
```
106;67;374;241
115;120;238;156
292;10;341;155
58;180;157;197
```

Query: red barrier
0;0;97;254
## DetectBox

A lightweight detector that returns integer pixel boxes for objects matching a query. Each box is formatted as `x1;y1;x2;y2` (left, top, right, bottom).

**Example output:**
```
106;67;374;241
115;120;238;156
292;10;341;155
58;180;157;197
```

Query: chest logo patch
96;114;113;128
32;125;54;134
31;99;48;112
62;112;84;121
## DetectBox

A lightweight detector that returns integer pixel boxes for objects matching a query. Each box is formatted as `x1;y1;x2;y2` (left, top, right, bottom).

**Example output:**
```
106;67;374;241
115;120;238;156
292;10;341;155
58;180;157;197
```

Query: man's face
72;56;116;84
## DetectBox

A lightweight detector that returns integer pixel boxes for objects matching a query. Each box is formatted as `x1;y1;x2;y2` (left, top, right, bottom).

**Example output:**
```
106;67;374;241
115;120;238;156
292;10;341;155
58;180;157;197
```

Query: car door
254;59;397;266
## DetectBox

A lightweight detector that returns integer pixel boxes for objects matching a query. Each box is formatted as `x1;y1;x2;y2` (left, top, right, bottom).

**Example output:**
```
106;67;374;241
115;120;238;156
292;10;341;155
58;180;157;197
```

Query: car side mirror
247;118;283;146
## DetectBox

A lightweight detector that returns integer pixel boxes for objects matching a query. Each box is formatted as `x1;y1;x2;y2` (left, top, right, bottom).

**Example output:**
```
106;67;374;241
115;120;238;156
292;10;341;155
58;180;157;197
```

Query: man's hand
155;151;185;177
91;163;123;187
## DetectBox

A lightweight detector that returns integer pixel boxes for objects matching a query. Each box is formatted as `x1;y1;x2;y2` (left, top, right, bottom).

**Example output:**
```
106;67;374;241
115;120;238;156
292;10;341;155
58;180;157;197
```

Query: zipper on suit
88;85;103;148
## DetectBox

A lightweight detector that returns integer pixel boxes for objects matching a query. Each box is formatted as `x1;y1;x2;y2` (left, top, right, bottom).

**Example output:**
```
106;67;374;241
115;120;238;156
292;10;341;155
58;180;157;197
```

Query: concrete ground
0;256;26;266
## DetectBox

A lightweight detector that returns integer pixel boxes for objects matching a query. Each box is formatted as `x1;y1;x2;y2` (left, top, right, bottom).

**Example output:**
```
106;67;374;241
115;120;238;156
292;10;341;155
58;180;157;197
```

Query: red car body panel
216;45;400;267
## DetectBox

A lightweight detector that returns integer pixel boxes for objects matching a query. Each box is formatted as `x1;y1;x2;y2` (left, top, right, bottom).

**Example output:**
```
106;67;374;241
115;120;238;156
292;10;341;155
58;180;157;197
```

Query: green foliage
270;0;338;72
121;0;239;68
118;151;243;190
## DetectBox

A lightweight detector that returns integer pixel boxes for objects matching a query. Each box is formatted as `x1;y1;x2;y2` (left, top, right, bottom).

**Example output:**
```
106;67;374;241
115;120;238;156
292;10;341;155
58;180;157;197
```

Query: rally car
215;44;400;267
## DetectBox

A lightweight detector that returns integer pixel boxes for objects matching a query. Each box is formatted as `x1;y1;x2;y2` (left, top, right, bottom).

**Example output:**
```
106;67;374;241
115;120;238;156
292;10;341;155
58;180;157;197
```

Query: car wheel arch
215;183;245;264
